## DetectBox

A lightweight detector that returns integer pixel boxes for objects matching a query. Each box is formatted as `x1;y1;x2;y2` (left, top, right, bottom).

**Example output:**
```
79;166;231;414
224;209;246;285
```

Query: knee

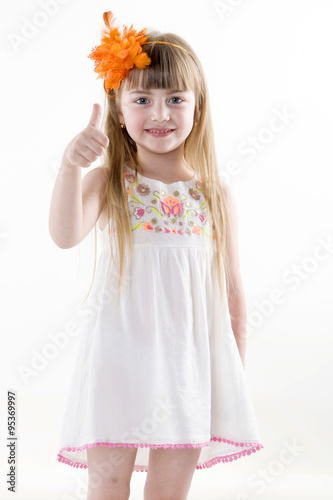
87;479;130;500
144;486;186;500
145;495;186;500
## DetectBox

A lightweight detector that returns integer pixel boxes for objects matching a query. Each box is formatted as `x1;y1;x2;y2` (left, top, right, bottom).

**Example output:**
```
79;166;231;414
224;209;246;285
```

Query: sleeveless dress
57;164;264;472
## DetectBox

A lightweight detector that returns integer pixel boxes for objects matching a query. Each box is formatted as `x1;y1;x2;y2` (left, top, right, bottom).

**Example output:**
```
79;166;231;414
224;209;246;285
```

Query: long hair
81;29;234;307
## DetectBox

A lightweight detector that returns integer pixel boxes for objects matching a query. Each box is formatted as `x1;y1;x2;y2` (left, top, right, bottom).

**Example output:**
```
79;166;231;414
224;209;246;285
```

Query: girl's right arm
48;103;109;249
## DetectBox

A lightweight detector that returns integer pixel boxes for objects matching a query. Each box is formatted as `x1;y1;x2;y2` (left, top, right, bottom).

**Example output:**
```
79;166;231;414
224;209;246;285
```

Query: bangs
120;41;197;93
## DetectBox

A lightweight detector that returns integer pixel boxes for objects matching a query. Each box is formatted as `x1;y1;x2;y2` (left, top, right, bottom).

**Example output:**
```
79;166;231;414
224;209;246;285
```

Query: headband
88;11;192;97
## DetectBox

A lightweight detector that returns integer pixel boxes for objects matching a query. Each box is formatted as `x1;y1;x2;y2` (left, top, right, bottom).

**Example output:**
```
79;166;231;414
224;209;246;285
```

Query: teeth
148;129;171;133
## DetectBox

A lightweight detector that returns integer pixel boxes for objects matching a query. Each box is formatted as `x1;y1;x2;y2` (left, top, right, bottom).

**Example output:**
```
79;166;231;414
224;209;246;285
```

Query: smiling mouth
145;129;174;133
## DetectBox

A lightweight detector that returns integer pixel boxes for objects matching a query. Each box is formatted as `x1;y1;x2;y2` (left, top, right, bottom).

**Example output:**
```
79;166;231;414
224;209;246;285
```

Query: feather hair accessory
88;11;192;97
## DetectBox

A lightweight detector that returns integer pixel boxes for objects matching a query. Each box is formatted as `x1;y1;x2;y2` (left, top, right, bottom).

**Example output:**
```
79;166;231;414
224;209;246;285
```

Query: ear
194;112;201;124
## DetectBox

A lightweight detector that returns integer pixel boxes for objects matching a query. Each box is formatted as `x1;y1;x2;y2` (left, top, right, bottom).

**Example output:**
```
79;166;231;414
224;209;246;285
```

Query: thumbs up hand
63;103;110;168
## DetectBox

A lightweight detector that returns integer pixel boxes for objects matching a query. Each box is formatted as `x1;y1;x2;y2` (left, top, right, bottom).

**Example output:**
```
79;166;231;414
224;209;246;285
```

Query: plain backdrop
1;1;333;499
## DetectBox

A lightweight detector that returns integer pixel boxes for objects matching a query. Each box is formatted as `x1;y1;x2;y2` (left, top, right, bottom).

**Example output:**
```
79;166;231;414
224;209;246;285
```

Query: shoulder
219;180;243;285
82;166;109;194
220;178;235;201
219;179;239;228
83;165;109;181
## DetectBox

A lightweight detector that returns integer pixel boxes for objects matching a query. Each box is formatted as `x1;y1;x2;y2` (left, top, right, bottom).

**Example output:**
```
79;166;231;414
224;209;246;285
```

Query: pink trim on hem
57;436;264;471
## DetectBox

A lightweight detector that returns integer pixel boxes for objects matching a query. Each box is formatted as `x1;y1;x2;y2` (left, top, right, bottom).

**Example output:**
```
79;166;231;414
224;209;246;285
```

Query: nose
150;100;170;122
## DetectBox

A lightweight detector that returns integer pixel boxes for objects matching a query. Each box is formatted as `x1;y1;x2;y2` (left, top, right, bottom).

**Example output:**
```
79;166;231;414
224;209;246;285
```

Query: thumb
87;103;102;128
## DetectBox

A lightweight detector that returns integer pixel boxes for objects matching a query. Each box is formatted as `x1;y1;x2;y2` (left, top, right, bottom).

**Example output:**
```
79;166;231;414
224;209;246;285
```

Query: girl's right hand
62;103;110;168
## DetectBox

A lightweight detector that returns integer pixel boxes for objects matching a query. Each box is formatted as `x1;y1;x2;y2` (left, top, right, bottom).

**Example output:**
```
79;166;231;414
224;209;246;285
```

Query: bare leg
86;446;138;500
143;447;201;500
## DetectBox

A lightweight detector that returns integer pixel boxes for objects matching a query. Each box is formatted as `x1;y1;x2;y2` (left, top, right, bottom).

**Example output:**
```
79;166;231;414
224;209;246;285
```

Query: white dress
57;163;264;472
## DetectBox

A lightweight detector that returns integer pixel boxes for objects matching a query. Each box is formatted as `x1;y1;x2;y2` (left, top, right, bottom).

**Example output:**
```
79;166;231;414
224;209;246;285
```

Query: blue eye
135;96;183;104
135;97;149;104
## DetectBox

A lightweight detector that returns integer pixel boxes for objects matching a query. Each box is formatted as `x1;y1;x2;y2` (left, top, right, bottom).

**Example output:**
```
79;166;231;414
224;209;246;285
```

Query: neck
133;144;190;177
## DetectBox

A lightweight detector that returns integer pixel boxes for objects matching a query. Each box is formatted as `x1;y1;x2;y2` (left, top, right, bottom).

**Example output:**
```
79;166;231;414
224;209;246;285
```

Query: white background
1;0;333;499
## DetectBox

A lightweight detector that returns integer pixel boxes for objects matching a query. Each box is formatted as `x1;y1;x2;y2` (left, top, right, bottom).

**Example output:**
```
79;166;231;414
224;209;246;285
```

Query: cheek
182;113;195;130
124;114;145;137
130;116;144;132
177;108;194;125
126;108;145;126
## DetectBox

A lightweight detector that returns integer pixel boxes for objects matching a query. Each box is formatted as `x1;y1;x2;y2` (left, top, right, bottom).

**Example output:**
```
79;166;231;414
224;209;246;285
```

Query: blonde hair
82;30;234;308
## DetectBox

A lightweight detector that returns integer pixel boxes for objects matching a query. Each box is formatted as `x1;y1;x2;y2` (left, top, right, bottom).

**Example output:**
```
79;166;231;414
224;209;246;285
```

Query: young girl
49;11;264;500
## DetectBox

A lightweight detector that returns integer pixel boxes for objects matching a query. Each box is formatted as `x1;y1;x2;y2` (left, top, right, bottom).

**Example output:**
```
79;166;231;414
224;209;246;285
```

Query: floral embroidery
160;195;183;216
121;170;213;238
134;207;145;219
137;183;151;196
189;188;201;201
124;172;138;185
143;221;154;231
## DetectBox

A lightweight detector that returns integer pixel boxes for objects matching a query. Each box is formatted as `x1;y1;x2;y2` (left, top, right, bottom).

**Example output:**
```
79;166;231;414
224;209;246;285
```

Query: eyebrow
128;89;188;94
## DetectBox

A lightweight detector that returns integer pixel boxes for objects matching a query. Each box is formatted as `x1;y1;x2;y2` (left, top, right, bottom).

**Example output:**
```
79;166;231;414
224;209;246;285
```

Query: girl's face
117;81;196;157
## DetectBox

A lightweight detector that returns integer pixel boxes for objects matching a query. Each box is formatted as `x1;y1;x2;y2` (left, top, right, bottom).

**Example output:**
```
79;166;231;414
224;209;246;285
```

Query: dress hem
57;435;264;471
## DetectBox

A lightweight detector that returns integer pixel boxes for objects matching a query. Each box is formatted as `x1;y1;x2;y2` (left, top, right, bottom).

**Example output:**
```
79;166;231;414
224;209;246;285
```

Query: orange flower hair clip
88;11;192;97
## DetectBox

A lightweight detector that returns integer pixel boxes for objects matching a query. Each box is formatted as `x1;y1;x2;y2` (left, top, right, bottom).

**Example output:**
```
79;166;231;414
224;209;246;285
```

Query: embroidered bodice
118;164;216;249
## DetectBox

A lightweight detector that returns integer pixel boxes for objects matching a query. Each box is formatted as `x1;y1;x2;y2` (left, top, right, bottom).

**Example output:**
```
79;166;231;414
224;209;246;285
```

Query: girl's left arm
222;182;248;369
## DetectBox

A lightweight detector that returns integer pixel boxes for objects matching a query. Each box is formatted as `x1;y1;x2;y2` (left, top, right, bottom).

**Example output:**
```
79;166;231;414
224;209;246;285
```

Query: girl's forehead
120;71;194;95
120;79;194;96
124;88;193;94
